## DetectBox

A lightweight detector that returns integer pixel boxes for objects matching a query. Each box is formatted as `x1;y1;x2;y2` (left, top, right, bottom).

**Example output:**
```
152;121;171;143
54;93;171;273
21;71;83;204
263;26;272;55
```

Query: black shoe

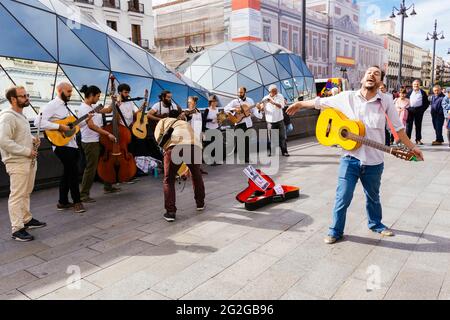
57;202;74;211
24;218;47;230
163;212;176;222
12;229;34;242
282;153;290;157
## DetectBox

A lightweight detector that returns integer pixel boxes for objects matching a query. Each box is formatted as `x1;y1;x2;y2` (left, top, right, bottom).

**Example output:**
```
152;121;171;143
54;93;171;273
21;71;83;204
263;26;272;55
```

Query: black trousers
235;123;250;163
406;107;425;142
431;112;445;142
54;146;81;204
267;120;288;154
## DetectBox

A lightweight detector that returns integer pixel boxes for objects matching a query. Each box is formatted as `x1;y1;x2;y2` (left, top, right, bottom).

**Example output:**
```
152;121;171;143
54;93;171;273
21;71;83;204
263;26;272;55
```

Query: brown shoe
380;229;394;237
432;141;443;146
80;197;96;203
73;203;86;214
57;202;74;211
324;236;338;244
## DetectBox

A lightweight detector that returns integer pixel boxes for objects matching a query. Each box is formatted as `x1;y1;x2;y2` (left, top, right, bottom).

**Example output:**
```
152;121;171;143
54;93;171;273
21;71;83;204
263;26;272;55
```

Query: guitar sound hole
341;129;348;139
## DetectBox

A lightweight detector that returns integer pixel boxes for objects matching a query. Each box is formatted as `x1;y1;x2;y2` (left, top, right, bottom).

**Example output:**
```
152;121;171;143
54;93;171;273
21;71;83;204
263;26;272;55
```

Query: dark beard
240;95;246;101
18;101;30;109
163;99;172;107
60;92;70;103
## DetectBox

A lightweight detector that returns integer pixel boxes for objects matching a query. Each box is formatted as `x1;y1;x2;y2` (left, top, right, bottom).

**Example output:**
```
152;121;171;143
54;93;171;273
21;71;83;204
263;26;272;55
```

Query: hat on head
268;84;278;92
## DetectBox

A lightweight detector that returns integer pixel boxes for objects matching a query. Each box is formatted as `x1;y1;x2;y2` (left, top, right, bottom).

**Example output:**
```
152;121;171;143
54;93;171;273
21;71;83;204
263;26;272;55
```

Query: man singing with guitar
37;82;86;214
224;87;262;163
287;66;424;244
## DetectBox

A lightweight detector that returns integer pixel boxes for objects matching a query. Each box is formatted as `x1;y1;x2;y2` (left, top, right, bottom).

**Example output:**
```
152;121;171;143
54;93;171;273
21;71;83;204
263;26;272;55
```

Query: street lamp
186;45;205;54
389;0;417;89
340;67;347;79
426;19;445;88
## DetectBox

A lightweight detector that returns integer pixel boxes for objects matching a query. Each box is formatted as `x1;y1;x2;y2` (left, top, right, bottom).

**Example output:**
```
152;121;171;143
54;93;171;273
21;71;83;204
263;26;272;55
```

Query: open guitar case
236;169;300;211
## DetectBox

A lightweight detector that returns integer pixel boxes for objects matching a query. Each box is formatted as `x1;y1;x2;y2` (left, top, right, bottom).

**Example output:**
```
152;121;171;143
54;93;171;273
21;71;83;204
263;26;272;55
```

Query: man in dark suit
406;79;430;145
430;85;446;145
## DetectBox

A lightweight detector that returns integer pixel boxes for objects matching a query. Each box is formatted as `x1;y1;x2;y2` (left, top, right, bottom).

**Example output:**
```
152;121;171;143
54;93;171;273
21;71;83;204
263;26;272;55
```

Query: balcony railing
129;38;149;49
128;1;144;13
74;0;94;4
103;0;120;9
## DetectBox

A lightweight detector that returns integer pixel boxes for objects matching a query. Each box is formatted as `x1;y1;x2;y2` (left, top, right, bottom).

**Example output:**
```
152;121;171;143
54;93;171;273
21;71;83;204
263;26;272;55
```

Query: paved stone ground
0;111;449;300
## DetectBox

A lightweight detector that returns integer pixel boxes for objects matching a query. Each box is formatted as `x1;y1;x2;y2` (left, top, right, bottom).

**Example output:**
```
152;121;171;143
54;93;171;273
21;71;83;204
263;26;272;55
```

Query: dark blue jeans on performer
328;156;388;239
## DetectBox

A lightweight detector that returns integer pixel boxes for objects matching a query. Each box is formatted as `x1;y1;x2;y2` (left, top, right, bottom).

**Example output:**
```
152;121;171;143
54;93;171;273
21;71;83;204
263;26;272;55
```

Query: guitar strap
64;102;78;119
378;100;400;142
116;102;132;132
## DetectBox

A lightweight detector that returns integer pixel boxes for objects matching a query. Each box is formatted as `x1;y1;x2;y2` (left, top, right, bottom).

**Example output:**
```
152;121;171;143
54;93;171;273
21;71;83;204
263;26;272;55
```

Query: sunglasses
16;94;30;99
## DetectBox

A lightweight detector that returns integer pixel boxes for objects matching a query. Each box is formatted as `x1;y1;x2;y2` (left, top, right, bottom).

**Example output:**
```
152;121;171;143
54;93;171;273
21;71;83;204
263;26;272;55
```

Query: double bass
97;75;137;183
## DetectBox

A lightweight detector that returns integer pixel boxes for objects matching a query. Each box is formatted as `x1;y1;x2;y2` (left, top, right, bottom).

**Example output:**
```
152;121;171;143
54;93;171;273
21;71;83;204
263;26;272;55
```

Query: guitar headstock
391;147;418;162
109;75;116;96
144;89;149;107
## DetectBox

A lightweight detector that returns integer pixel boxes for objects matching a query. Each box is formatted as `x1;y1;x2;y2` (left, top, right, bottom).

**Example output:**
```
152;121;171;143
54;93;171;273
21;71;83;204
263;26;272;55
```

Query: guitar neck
72;106;102;126
346;132;393;155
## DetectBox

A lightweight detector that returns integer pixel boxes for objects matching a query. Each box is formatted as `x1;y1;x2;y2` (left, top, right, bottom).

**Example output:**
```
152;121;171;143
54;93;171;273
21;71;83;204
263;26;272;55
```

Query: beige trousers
5;161;36;233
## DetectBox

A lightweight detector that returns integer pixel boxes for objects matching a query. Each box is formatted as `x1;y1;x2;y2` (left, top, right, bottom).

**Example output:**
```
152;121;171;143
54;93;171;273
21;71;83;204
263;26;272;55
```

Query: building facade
153;0;385;89
68;0;155;51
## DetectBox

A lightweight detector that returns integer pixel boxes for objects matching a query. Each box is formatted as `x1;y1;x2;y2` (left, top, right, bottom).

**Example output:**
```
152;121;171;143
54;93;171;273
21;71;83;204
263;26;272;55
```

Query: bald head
56;82;73;102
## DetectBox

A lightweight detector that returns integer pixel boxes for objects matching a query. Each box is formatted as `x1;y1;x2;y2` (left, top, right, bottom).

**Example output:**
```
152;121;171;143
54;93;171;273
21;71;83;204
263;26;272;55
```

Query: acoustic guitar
44;104;104;146
316;108;418;161
131;89;149;139
217;103;253;125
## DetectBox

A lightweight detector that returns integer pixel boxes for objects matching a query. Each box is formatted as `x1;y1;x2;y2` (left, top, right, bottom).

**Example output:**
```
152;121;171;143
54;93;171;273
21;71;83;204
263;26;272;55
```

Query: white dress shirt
262;93;285;123
78;102;103;143
409;90;423;108
315;90;404;165
205;108;219;130
37;96;78;148
224;97;261;128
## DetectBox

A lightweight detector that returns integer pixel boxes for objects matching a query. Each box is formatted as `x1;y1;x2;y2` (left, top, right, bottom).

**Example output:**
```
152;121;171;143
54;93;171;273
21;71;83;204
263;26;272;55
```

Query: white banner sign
231;8;262;40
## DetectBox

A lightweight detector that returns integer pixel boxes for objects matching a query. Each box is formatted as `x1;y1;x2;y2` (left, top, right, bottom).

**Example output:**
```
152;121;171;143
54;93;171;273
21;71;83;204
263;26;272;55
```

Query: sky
359;0;450;60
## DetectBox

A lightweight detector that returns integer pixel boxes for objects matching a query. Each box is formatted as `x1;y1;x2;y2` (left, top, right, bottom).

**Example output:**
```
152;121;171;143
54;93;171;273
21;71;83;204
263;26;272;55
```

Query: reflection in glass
0;57;57;119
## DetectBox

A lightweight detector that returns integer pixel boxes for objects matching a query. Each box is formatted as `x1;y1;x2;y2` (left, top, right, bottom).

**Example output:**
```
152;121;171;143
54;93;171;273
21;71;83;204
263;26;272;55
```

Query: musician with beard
0;86;47;241
37;82;86;214
224;87;262;163
287;66;424;244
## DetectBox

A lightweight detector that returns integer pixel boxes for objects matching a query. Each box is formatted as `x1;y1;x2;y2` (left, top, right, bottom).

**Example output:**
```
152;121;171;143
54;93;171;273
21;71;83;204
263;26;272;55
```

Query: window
336;42;341;57
322;39;327;60
107;20;117;31
352;46;356;59
344;43;349;57
263;25;272;42
353;15;358;22
313;38;318;59
335;7;341;15
131;24;142;46
293;33;299;54
305;34;308;57
281;29;288;48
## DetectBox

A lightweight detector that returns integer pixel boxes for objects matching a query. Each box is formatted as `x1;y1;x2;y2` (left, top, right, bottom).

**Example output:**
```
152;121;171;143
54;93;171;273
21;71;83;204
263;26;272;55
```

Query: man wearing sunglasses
0;86;46;242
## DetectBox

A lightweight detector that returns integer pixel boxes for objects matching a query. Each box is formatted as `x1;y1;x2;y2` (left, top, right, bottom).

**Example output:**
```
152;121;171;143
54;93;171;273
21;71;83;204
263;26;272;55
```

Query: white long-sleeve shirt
314;90;404;165
0;109;33;165
224;97;262;128
36;96;78;148
262;93;285;123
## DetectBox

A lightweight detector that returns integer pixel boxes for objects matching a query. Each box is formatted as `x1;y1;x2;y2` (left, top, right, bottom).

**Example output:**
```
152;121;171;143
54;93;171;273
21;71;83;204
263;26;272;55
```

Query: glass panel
249;44;271;60
113;38;152;74
305;77;317;97
107;37;149;77
231;52;253;71
240;63;262;84
281;78;295;101
192;53;211;66
148;80;164;106
58;18;107;70
268;42;286;54
215;73;238;95
294;77;306;99
212;67;234;88
37;0;54;11
197;69;213;89
232;43;254;60
227;42;245;50
147;53;183;84
214;53;236;71
154;79;188;108
0;5;54;62
237;74;261;92
184;67;192;80
257;64;278;85
274;54;292;74
210;42;230;51
258;56;279;79
252;42;271;53
13;0;52;11
60;64;110;104
49;0;103;32
2;0;57;59
246;87;264;105
62;17;110;68
112;72;153;109
189;65;210;81
289;56;303;77
274;58;291;80
207;50;227;65
53;66;83;114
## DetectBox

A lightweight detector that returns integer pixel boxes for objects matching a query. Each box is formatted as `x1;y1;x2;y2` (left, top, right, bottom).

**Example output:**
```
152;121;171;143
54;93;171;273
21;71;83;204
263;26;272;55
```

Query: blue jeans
328;156;387;239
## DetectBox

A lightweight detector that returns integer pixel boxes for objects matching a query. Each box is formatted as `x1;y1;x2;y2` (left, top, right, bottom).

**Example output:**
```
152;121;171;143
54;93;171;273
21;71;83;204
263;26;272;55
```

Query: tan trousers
5;162;36;233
